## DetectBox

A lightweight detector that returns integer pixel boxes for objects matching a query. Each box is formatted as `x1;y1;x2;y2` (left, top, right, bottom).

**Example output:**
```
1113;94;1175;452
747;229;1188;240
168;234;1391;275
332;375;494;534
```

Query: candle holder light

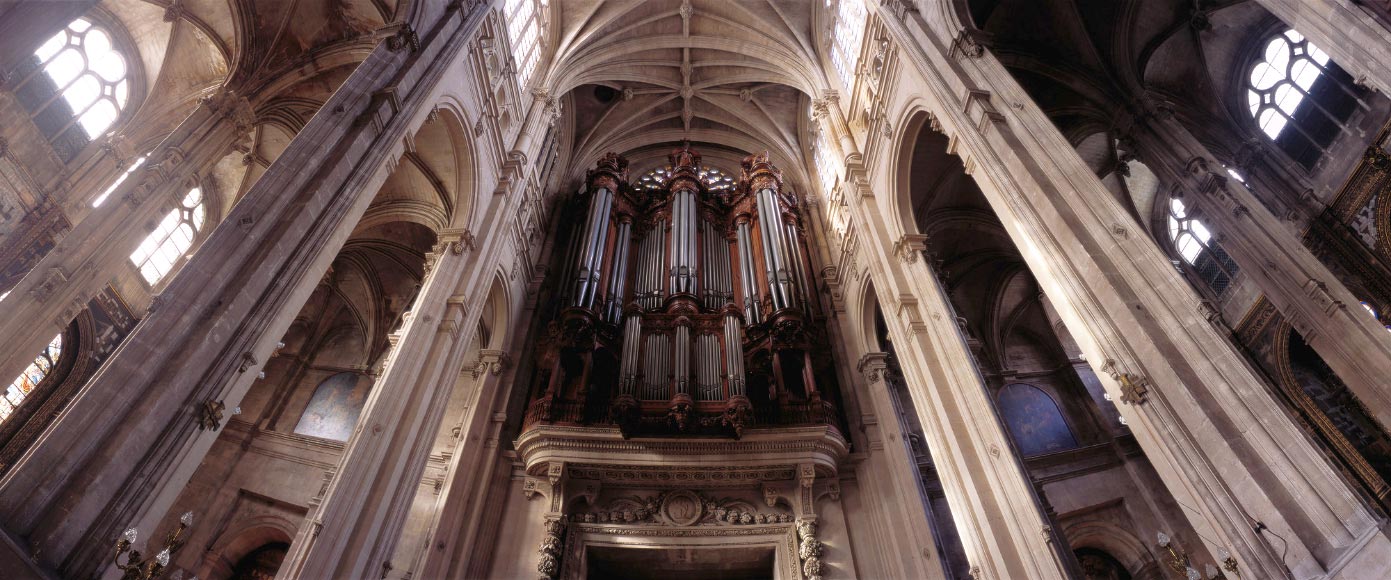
112;511;193;580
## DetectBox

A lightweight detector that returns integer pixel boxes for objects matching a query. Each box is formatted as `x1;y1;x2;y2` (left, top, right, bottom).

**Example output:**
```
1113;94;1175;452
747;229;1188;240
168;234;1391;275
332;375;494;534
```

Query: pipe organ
525;145;842;438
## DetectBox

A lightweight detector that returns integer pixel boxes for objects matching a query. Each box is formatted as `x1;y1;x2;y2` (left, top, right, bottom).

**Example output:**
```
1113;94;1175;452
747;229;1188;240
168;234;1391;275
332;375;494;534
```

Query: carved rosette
796;519;824;580
536;517;565;580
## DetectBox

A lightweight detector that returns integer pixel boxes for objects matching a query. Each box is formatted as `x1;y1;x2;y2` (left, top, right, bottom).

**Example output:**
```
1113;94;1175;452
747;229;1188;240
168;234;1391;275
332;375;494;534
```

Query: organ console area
523;145;844;438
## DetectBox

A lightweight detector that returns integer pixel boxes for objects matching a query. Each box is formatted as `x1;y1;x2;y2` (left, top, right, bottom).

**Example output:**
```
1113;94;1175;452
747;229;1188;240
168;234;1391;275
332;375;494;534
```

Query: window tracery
1248;30;1331;140
828;0;868;90
130;187;206;285
1245;29;1360;168
12;17;131;162
504;0;545;88
636;165;736;194
1167;197;1239;295
1;334;62;425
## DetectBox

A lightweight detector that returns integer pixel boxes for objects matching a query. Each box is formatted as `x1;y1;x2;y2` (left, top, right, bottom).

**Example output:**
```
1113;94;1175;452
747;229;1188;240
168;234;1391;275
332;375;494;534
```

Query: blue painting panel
998;383;1077;457
294;372;368;442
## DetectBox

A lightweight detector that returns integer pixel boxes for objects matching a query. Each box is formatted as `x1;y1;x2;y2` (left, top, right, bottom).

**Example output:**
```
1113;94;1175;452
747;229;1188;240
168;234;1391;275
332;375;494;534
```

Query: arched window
1;334;63;425
129;187;206;285
1246;29;1360;169
828;0;867;89
92;155;147;207
504;0;546;88
1167;197;1239;296
11;17;131;162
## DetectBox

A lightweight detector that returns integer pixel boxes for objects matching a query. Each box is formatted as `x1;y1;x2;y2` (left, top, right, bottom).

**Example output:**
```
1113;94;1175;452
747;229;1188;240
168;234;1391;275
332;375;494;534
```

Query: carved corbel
856;352;890;384
893;233;928;264
949;29;990;60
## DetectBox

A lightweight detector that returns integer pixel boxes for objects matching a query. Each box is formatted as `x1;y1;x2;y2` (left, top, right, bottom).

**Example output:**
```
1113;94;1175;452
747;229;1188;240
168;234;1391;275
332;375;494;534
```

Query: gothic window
636;165;736;193
129;187;206;285
504;0;546;88
1;334;62;425
1246;29;1360;169
1167;197;1239;296
11;17;131;163
997;383;1078;457
828;0;868;89
92;155;147;207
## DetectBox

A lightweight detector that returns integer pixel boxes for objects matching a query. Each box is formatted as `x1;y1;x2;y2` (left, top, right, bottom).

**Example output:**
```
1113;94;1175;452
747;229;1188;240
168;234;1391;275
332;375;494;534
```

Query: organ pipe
604;219;633;322
736;220;761;323
525;147;838;438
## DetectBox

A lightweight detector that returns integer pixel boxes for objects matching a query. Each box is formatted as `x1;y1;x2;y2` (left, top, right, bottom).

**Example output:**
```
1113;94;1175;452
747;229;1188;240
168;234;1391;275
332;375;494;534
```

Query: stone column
0;4;490;577
882;7;1391;578
854;353;947;580
0;89;255;386
409;349;512;579
0;0;96;84
812;100;1072;580
278;226;497;579
1131;111;1391;430
1254;0;1391;97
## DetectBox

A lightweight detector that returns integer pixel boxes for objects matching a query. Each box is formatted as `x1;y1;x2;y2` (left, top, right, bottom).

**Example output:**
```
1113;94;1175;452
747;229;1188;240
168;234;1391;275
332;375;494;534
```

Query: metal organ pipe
723;315;745;396
573;187;613;309
619;314;641;395
736;221;760;323
675;324;690;395
670;191;696;295
757;189;793;311
604;219;632;322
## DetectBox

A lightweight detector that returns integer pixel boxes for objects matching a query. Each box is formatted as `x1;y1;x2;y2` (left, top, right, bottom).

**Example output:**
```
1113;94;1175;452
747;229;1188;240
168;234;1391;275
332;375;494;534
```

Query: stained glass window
1;334;62;425
130;188;206;284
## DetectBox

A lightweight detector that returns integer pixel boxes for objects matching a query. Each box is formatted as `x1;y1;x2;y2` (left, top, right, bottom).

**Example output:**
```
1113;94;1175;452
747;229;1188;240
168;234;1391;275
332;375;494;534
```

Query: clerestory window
504;0;546;88
1168;197;1239;296
11;17;131;162
1246;29;1360;169
828;0;867;90
130;188;206;285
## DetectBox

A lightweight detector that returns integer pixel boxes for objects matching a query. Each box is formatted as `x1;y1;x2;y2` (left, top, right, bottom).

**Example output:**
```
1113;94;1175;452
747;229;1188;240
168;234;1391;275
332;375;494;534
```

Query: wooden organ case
524;145;845;439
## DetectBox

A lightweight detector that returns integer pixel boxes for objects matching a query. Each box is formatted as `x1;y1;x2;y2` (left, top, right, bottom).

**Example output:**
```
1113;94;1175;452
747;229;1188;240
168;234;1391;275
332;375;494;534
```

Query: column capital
856;352;890;383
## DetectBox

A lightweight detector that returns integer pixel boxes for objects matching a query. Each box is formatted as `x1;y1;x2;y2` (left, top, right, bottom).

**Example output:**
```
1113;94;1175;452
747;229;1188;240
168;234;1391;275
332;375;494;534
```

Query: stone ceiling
545;0;825;189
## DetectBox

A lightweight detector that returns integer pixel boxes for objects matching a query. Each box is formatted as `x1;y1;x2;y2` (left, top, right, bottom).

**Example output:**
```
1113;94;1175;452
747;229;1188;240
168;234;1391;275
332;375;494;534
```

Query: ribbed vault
543;0;826;187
